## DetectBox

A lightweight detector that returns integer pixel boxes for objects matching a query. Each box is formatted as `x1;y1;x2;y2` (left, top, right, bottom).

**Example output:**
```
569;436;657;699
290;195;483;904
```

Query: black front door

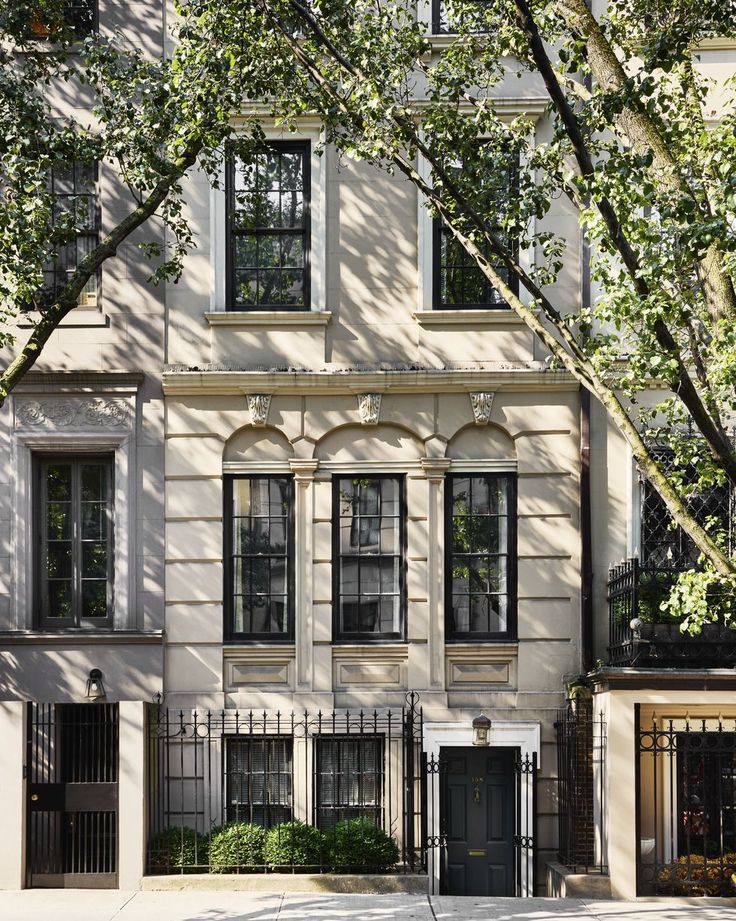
443;746;515;896
27;703;119;888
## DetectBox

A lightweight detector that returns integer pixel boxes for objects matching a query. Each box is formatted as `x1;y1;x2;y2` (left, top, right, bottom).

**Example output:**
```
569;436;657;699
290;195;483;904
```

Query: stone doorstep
546;861;612;899
142;873;429;894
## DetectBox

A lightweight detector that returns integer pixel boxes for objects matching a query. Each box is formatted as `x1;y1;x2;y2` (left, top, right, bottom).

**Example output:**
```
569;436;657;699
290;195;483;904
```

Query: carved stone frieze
469;391;495;425
357;393;381;425
15;399;130;429
247;393;271;427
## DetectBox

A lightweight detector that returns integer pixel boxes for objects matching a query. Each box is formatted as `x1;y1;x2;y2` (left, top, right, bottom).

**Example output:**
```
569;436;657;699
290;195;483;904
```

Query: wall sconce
85;668;106;700
472;713;491;746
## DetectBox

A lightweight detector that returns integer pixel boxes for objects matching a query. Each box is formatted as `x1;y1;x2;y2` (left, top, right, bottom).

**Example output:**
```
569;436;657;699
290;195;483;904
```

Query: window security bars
607;558;736;668
36;455;114;628
333;476;405;641
227;142;310;310
640;445;733;570
316;737;383;829
146;698;425;875
446;474;515;639
37;162;99;308
555;700;608;875
225;475;294;641
636;710;736;896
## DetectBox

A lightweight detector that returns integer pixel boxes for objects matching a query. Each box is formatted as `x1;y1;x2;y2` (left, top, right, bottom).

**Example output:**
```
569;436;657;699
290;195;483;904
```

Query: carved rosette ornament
15;399;129;428
247;393;272;427
470;392;495;425
357;393;381;425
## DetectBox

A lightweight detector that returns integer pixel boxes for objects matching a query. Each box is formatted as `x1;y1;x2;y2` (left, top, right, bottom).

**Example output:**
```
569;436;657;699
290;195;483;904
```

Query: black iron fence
637;709;736;896
607;558;736;668
555;700;607;875
146;696;424;875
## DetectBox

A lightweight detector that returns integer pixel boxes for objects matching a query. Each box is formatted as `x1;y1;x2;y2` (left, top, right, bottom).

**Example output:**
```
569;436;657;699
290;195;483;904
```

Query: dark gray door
443;746;515;896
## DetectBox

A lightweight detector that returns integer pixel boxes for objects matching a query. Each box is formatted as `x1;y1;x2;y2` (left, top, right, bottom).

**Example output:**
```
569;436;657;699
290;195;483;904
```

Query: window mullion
72;460;81;628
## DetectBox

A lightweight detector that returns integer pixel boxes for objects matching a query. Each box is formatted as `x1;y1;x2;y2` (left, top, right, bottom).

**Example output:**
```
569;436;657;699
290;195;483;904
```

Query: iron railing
607;558;736;668
637;709;736;896
146;696;424;875
555;700;607;875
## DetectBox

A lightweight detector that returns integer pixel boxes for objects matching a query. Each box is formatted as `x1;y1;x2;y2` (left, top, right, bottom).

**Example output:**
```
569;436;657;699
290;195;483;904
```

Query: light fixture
85;668;106;700
472;712;491;747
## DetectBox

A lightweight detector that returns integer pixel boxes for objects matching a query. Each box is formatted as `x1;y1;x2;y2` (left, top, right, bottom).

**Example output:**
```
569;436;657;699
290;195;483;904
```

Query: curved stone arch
315;422;425;463
223;425;294;464
446;421;517;461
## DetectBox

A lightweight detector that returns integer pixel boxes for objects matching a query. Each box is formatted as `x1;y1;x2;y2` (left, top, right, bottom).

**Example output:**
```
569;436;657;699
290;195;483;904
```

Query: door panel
442;746;515;896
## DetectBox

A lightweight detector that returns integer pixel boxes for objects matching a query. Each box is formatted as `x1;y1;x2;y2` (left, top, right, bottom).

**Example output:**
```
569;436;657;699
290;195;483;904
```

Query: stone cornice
15;371;145;394
163;367;577;396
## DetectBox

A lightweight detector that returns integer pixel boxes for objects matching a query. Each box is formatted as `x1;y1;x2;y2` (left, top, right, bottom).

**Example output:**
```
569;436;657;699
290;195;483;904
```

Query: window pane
229;477;292;638
317;738;383;829
229;144;308;310
226;737;293;827
447;475;511;637
336;476;403;638
39;455;113;627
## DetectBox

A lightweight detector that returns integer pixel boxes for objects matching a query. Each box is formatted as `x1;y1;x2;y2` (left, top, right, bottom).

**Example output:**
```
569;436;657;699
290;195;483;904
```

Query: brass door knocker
472;775;484;804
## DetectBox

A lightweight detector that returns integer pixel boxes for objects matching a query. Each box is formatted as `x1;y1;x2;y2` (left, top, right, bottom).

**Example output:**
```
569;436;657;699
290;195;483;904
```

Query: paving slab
1;891;736;921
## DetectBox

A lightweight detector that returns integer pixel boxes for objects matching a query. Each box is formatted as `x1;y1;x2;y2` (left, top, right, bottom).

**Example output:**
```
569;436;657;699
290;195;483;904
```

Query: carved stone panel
14;398;130;429
469;392;495;425
357;393;381;425
247;393;272;427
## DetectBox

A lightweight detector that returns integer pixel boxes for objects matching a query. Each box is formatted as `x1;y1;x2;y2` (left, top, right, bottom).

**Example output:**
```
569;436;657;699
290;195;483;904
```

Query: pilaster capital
289;458;320;484
420;457;452;483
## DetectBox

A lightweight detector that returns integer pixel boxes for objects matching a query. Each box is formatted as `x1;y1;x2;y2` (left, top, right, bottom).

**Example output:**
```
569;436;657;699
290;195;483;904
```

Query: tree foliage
190;0;736;628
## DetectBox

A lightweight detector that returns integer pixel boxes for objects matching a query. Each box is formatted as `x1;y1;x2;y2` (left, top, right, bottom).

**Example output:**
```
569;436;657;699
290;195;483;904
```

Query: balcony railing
607;558;736;668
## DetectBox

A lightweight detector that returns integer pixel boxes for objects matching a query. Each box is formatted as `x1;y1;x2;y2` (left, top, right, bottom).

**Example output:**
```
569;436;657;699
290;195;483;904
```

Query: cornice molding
14;371;144;394
163;367;577;396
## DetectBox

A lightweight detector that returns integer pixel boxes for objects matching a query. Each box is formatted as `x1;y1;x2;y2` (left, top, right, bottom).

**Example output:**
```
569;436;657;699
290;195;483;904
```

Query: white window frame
210;125;328;313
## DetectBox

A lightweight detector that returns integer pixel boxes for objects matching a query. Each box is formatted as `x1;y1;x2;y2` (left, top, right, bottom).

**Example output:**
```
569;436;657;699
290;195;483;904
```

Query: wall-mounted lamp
85;668;106;700
472;712;492;747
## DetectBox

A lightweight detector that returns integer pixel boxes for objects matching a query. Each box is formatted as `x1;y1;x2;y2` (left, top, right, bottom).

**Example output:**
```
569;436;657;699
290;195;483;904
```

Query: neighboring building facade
0;0;734;902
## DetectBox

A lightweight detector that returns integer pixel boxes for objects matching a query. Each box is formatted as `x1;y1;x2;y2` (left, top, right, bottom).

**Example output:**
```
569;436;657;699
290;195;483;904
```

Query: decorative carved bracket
470;392;495;425
357;393;381;425
247;393;271;427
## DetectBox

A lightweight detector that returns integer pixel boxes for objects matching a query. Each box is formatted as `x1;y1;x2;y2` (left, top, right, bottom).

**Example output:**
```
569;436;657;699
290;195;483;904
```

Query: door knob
31;794;39;802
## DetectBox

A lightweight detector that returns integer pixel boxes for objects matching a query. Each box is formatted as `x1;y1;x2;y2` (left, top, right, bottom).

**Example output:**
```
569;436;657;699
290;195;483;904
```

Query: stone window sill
205;311;332;327
414;309;525;328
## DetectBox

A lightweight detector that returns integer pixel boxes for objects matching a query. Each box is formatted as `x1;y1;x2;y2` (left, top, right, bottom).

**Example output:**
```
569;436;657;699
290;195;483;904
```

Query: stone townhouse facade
0;0;734;902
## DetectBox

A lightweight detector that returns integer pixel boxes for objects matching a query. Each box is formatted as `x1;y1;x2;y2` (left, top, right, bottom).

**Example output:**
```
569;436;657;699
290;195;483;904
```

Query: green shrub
263;821;323;867
148;826;208;872
324;818;399;871
208;822;265;872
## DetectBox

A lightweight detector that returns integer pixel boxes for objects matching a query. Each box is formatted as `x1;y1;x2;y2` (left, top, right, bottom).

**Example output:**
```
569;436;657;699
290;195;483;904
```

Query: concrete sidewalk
1;892;736;921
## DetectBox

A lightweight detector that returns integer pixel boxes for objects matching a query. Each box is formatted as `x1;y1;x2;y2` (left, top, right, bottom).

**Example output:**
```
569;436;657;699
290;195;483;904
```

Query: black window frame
314;735;384;830
332;474;406;644
431;0;490;35
34;453;115;630
224;474;295;644
32;160;101;311
432;148;519;310
444;472;517;641
224;735;294;827
226;140;311;312
27;1;98;41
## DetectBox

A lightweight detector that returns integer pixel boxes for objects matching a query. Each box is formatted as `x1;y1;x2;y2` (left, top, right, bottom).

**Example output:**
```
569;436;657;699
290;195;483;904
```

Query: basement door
26;703;119;888
442;746;515;896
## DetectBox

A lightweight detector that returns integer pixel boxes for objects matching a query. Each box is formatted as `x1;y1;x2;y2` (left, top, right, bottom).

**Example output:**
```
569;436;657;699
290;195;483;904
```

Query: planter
632;622;736;668
142;872;428;894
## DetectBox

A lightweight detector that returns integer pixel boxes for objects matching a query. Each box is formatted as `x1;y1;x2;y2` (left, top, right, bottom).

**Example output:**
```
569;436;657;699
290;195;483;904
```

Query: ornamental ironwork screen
636;707;736;896
146;697;424;874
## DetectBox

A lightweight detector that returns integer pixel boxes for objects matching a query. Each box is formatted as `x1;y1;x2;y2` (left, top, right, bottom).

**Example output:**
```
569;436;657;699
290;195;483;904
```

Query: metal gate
513;751;537;897
26;703;119;888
